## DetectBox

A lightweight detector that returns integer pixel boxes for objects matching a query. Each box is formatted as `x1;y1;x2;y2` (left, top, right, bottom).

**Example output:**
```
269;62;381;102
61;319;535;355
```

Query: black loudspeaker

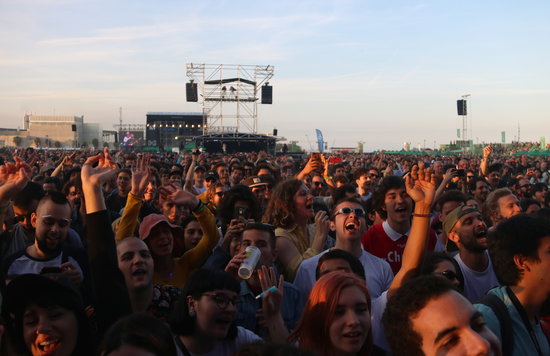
457;100;467;116
261;85;272;104
186;82;198;102
273;128;278;136
71;124;76;132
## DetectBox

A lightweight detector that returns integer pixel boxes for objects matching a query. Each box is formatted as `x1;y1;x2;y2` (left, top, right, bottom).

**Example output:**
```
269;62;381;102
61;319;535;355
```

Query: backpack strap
478;293;514;356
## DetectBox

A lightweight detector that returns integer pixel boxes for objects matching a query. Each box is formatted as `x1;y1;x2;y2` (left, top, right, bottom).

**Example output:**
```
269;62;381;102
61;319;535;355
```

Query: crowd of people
0;144;548;355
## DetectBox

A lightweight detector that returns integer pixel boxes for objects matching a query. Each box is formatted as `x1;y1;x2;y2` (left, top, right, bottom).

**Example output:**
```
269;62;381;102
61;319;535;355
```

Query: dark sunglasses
215;191;226;197
202;293;238;309
13;213;33;223
313;181;323;186
334;207;366;217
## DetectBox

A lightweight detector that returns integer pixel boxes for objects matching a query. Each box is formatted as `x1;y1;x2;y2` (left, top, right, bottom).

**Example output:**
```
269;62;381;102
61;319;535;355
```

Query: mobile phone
233;205;251;220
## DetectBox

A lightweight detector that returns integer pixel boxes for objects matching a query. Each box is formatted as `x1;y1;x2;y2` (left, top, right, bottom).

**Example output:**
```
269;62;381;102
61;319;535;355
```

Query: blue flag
315;129;324;153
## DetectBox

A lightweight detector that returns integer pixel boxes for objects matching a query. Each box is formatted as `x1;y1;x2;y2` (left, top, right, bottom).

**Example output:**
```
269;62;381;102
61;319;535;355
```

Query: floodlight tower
185;64;274;135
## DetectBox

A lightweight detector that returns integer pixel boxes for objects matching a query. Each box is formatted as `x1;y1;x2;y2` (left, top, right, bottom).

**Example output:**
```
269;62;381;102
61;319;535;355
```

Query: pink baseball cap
139;214;182;240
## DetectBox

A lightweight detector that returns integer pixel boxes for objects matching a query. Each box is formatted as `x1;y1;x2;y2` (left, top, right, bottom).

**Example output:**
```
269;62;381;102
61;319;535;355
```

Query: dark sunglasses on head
334;207;366;217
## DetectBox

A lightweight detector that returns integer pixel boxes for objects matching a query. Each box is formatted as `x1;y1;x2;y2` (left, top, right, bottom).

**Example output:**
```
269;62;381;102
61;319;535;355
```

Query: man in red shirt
361;176;439;274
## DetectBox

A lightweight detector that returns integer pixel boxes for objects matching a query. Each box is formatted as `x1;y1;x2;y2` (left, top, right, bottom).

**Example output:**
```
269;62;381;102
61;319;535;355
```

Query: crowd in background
0;144;548;355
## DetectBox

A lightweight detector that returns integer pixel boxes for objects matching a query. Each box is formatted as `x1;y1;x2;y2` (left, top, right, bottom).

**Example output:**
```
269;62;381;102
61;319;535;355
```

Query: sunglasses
13;213;33;223
202;293;239;309
313;181;323;186
368;174;379;178
215;191;226;197
334;207;366;217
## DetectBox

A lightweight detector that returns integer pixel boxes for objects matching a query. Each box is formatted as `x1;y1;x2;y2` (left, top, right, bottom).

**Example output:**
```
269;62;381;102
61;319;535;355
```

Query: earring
188;310;196;318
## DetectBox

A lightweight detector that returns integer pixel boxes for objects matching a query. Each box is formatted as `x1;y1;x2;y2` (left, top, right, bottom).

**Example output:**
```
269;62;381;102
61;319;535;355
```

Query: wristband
412;212;431;218
192;200;206;214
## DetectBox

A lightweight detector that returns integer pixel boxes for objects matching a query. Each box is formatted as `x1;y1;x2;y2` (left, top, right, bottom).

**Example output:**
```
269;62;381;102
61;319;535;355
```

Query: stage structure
186;63;274;135
145;112;203;151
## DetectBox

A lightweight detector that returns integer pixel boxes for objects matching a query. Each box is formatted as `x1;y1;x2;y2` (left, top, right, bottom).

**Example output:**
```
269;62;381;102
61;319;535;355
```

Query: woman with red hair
289;272;379;355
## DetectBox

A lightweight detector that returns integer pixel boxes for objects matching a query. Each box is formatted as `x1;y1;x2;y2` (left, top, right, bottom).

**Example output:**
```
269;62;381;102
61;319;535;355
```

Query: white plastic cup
238;246;261;279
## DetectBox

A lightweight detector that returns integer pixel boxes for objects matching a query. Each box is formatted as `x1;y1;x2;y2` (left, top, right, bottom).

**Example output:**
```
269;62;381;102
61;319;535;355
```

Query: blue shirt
235;278;304;338
475;286;550;356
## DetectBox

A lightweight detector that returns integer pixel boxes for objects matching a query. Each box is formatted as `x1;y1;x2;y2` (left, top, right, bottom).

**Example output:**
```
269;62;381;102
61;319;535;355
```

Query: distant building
28;114;83;147
0;114;109;148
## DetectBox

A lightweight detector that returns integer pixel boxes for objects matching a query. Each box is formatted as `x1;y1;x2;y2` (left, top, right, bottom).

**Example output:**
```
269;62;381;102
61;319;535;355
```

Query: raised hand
442;167;458;185
483;145;493;159
0;157;32;202
257;265;284;323
405;163;436;207
158;183;199;209
130;154;151;197
314;210;330;239
81;147;118;189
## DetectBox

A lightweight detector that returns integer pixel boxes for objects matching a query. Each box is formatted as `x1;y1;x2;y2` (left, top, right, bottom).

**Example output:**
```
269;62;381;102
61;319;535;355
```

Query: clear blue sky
1;0;549;151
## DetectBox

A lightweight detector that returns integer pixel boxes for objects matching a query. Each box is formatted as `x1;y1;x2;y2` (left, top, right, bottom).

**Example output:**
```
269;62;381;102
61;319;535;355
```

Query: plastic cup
238;246;261;279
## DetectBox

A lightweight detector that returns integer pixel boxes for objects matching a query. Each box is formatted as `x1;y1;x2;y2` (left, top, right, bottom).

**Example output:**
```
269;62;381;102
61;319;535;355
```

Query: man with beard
3;192;87;287
1;179;83;261
483;188;522;229
444;205;499;302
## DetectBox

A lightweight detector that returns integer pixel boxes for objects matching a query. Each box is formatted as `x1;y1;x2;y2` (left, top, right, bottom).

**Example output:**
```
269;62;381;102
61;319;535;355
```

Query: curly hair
289;272;372;356
262;179;304;228
218;184;262;234
382;276;457;356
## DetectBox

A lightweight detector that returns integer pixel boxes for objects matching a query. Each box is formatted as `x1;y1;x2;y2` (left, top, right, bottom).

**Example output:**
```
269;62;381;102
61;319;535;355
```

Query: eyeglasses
215;191;225;197
520;184;531;189
313;181;323;186
334;207;366;217
438;270;459;282
41;216;71;228
368;174;379;178
202;293;238;309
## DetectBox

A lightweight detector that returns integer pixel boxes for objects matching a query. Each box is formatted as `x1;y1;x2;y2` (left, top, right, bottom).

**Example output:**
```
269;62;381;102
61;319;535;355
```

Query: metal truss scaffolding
186;63;274;135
